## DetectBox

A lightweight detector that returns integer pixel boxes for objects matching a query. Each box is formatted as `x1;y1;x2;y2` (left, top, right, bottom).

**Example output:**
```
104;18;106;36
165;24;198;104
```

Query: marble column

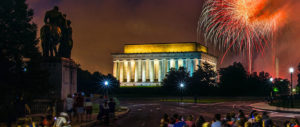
113;61;117;78
179;59;183;67
149;60;154;82
170;59;175;69
146;59;149;81
134;60;138;82
126;60;131;82
138;60;142;81
130;60;135;81
154;60;158;81
119;61;124;82
142;60;146;82
158;60;162;82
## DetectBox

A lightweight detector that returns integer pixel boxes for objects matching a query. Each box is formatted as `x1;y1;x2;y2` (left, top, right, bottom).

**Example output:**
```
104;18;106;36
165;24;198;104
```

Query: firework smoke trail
198;0;286;73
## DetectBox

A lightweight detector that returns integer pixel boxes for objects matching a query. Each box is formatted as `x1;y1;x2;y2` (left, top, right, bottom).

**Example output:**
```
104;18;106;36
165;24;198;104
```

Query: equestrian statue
41;6;73;58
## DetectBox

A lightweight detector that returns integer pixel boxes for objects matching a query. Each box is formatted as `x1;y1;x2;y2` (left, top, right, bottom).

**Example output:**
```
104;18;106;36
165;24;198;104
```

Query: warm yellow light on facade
124;42;207;54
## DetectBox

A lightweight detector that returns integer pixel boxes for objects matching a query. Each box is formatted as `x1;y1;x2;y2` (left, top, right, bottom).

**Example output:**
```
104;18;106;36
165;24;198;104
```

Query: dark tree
162;67;190;95
77;68;120;95
0;0;50;124
258;71;272;96
77;68;96;94
189;62;217;96
247;71;271;96
273;78;289;96
219;62;248;96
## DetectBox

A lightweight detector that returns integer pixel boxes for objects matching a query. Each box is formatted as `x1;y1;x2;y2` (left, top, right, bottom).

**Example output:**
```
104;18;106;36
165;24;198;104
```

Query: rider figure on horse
44;6;63;26
41;6;72;58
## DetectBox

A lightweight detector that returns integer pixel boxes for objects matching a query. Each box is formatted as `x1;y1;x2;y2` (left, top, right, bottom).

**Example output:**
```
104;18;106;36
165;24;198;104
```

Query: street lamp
269;77;274;98
103;80;109;98
179;82;185;102
289;67;294;108
289;67;294;95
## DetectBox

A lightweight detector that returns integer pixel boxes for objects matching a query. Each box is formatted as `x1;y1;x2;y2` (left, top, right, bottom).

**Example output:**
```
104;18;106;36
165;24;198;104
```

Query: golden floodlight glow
124;42;207;54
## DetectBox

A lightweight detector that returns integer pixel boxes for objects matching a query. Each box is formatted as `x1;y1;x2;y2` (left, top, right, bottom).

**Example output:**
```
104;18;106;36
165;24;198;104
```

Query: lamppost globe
104;81;109;86
180;83;184;88
270;78;273;82
289;67;294;73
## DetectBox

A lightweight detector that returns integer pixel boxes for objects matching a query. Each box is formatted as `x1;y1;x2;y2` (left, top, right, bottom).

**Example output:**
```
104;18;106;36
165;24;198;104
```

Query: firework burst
198;0;286;72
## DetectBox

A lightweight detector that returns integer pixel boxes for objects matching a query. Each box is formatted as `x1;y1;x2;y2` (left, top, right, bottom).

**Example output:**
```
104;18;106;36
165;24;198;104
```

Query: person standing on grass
84;94;93;122
108;97;116;120
75;93;84;123
97;96;104;121
103;100;110;125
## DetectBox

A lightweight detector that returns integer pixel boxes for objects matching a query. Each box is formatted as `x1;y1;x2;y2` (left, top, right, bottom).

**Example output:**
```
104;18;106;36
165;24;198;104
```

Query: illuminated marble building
112;42;217;87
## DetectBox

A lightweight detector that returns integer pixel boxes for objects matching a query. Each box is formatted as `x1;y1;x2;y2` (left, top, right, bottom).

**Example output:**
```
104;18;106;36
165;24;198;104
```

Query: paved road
96;99;300;127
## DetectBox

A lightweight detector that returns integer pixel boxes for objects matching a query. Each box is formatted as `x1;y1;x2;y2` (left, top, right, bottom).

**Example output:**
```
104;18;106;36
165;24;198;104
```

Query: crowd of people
17;93;117;127
96;96;116;124
64;93;116;124
160;110;300;127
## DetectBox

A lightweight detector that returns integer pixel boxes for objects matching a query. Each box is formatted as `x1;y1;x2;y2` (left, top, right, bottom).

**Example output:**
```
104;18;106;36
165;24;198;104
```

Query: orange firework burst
198;0;287;72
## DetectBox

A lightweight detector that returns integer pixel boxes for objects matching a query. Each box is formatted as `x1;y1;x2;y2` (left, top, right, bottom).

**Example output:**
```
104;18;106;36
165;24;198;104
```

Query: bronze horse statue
40;24;62;57
41;6;73;58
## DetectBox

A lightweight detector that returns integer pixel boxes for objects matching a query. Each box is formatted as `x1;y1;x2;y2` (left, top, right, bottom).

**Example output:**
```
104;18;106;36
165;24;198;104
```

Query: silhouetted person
103;100;110;125
108;98;116;120
212;114;221;127
97;96;104;120
160;113;169;127
58;19;73;58
195;115;205;127
66;20;73;57
44;6;63;26
262;112;273;127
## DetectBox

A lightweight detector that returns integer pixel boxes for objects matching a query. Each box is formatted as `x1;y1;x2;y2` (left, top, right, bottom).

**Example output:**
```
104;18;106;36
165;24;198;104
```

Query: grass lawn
160;98;246;103
270;99;300;108
120;85;160;88
92;104;100;113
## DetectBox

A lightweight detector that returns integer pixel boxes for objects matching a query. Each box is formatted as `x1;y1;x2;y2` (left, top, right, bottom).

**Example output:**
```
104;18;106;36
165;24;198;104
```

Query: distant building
112;42;217;87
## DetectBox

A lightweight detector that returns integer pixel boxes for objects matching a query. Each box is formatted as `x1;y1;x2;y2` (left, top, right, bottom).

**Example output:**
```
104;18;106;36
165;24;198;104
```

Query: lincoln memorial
112;42;217;87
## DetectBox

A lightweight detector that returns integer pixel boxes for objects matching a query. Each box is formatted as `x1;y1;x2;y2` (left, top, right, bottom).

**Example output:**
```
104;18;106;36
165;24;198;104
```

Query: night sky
27;0;300;83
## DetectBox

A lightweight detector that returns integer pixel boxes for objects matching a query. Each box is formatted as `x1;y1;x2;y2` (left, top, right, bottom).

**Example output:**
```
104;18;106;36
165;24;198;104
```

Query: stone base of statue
41;57;78;100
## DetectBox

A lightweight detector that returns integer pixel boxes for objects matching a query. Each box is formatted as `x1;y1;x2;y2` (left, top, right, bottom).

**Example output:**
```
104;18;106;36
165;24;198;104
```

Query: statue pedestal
42;57;78;100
